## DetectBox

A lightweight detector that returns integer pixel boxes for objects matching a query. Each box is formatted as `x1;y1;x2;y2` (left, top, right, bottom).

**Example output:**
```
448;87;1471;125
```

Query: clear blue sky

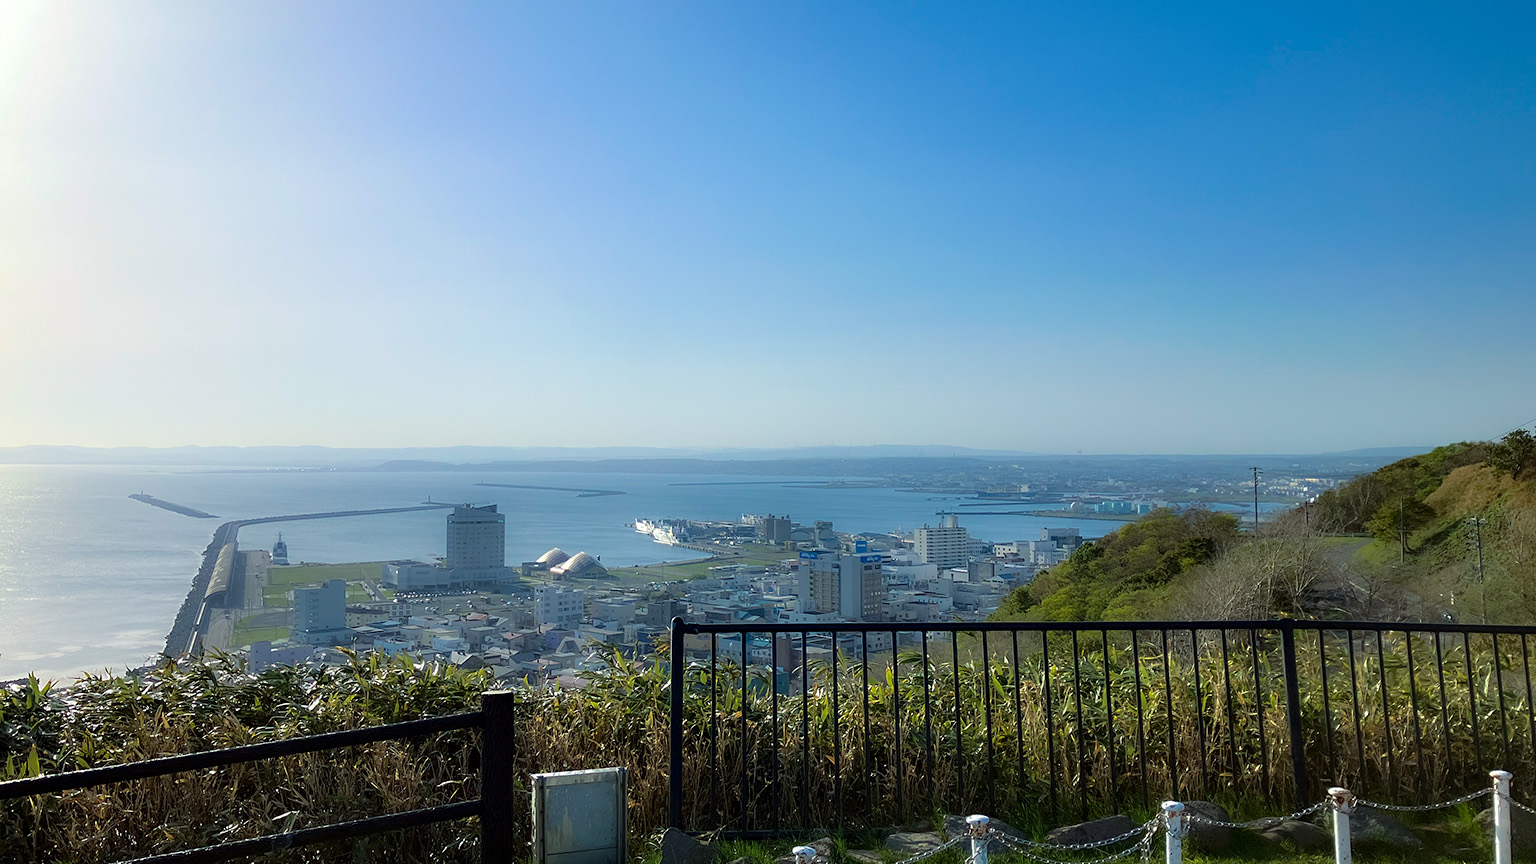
2;2;1532;453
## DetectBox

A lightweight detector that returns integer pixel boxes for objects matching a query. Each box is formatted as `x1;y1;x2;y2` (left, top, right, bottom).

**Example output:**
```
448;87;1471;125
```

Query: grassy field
229;620;290;648
266;562;384;587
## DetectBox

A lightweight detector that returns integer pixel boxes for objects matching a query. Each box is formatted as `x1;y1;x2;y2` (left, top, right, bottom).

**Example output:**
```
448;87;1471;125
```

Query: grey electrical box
530;767;628;864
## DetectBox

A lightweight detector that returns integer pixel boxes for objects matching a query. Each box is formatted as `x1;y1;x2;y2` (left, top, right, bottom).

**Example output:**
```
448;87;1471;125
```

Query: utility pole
1251;467;1262;533
1468;516;1487;622
1399;497;1406;565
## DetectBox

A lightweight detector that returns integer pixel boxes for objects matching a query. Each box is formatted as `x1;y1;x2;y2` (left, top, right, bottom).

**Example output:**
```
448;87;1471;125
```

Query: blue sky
1;3;1532;453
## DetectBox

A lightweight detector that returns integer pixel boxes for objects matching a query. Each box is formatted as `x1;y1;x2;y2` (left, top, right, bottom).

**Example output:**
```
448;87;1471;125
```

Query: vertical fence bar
1251;628;1271;796
1013;630;1025;803
1521;635;1535;770
1346;630;1366;781
801;630;810;826
481;689;517;863
740;630;749;830
1191;630;1208;795
710;633;720;824
1044;629;1059;823
1103;628;1119;813
669;620;686;830
1072;629;1087;818
1494;633;1512;770
1281;621;1309;805
1375;630;1397;797
983;630;996;815
1435;633;1453;791
1404;632;1427;802
1162;629;1178;801
1220;629;1239;786
832;631;842;828
862;632;872;822
893;629;903;821
771;632;781;830
1319;629;1337;784
954;633;964;806
1467;632;1485;773
922;630;934;802
1131;629;1149;814
1493;770;1513;864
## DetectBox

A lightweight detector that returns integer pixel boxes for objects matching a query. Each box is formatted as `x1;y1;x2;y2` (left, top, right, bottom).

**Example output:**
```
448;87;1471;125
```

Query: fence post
481;690;517;864
1329;786;1353;864
1493;770;1513;864
669;617;686;830
1162;801;1185;864
1280;620;1310;804
967;814;990;864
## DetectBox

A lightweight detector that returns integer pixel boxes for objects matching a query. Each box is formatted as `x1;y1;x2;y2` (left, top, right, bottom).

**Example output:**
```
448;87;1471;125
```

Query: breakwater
128;494;217;519
474;482;625;497
161;504;454;658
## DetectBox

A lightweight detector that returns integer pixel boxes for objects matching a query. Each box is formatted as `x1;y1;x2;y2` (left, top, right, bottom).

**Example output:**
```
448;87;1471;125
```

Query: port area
128;493;217;519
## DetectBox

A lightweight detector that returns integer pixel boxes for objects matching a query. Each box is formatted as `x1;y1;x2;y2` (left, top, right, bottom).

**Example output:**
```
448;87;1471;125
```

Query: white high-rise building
535;584;586;629
292;579;348;644
446;505;505;570
915;515;970;569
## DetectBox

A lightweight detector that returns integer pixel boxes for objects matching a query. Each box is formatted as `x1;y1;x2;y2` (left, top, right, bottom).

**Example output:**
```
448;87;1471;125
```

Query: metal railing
0;691;518;864
666;618;1536;835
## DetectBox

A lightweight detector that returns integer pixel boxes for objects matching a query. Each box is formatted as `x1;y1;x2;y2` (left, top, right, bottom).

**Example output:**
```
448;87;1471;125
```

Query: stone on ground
1043;815;1137;847
885;832;945;855
1256;819;1331;852
1477;804;1536;853
1337;807;1423;850
661;828;716;864
1178;801;1232;852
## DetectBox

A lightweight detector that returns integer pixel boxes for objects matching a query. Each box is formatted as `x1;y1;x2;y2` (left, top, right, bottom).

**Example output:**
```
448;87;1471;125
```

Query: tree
1487;429;1536;481
1365;497;1434;547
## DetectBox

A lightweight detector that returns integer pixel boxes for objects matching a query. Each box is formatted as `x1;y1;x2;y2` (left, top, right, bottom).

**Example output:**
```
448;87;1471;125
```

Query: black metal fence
666;618;1536;835
0;691;518;864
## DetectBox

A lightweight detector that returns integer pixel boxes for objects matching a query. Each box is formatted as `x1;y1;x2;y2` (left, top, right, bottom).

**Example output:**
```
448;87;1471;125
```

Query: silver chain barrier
1356;788;1491;812
987;820;1161;864
1506;795;1536;817
1184;798;1330;830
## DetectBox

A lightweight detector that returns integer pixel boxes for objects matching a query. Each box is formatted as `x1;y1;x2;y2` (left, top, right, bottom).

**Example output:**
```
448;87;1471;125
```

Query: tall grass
5;626;1536;862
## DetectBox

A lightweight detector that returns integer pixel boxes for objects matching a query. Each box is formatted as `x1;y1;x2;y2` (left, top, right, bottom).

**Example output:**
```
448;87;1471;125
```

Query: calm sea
0;464;1136;682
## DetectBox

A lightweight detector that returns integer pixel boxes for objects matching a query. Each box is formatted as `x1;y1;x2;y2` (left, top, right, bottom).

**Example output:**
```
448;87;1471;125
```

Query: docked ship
271;533;289;566
634;518;656;535
651;525;681;545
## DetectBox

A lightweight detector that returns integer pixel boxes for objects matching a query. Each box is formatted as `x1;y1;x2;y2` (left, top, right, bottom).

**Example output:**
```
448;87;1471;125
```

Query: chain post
968;814;990;864
1329;787;1353;864
1161;802;1185;864
1493;771;1513;864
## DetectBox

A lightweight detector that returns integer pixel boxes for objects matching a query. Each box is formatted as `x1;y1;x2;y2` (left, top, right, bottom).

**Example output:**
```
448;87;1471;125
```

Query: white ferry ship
652;525;681;545
634;518;656;535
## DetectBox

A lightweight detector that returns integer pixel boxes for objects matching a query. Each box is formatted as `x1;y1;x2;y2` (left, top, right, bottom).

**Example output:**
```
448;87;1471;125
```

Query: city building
761;514;792;544
447;504;505;570
292;579;349;645
535;584;585;629
798;550;884;620
915;515;970;569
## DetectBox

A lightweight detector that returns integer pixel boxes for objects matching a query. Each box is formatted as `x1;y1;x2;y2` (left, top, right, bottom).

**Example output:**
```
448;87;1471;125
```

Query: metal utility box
530;767;628;864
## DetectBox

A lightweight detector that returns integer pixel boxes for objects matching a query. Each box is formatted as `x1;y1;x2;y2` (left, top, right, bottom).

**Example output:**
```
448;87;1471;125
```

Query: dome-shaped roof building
536;547;570;566
550;550;603;577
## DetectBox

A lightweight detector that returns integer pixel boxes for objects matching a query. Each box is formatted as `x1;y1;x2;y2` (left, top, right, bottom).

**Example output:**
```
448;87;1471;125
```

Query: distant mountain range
0;443;1433;469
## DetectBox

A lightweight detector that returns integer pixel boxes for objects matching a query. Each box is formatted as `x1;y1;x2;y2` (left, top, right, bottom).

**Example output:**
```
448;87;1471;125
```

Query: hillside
993;432;1536;625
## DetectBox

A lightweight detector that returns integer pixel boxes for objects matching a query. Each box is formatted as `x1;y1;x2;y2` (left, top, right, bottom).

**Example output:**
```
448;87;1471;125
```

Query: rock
1477;805;1536;853
773;837;835;864
661;828;715;864
1340;807;1422;850
847;851;883;864
1176;801;1232;853
724;858;751;864
885;832;945;856
1044;815;1137;847
1256;819;1331;852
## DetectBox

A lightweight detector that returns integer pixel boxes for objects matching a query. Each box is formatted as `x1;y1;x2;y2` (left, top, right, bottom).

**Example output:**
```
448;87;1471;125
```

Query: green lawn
266;562;384;587
231;617;291;648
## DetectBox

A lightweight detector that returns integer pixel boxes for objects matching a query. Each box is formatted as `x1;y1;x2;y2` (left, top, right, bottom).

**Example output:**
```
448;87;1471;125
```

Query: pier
163;504;455;658
129;493;217;519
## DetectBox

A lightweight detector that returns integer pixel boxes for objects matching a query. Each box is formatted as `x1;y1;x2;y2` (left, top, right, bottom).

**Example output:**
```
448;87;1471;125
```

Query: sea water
0;464;1139;682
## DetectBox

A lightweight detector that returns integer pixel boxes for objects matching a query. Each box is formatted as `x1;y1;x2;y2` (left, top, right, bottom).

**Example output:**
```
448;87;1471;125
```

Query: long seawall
161;505;454;658
129;494;218;519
